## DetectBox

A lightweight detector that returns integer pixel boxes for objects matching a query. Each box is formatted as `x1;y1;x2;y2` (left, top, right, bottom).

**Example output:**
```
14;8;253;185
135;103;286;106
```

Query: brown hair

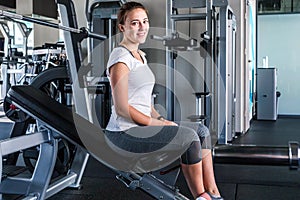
117;1;148;25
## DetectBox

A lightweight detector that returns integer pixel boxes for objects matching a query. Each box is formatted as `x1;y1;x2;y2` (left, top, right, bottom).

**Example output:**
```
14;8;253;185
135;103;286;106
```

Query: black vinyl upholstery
7;85;84;146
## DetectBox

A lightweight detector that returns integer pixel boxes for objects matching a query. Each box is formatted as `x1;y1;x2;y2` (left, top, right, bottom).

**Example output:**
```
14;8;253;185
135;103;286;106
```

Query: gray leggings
178;121;211;164
105;122;211;165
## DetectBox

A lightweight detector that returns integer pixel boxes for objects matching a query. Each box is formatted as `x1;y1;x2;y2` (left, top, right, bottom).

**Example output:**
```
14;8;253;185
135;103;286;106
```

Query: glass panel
258;0;282;13
293;1;300;12
258;0;300;14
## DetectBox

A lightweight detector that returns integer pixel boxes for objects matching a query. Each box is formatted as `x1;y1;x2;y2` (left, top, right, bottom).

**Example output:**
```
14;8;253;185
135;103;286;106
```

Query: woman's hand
150;107;177;126
162;119;178;126
150;117;177;126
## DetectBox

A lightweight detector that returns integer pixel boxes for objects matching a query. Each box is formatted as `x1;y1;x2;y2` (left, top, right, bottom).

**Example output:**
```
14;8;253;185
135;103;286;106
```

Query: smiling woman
103;1;223;200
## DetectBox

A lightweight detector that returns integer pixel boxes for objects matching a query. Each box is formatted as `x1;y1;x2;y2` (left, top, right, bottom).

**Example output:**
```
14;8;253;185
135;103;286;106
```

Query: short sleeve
106;47;133;77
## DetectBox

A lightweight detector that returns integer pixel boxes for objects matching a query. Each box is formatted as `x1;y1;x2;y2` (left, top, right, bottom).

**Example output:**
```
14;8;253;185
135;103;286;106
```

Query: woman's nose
139;22;147;29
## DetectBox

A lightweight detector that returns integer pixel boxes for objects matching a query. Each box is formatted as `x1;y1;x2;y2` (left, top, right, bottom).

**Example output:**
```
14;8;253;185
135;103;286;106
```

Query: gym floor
1;107;300;200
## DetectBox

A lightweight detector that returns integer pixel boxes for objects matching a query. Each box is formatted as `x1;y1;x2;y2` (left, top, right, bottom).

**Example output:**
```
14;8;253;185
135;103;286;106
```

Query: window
258;0;300;14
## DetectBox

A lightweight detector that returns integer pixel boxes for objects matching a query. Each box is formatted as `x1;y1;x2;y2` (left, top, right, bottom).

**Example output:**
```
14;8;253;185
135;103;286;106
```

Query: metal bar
0;132;49;156
0;177;31;194
117;171;189;200
0;10;106;40
0;10;70;30
170;13;207;21
213;142;299;168
68;148;90;188
213;145;289;165
45;172;77;198
166;0;174;120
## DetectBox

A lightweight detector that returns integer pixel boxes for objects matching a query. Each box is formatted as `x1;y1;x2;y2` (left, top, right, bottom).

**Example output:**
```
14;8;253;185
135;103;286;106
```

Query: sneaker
196;192;211;200
207;192;224;200
196;197;207;200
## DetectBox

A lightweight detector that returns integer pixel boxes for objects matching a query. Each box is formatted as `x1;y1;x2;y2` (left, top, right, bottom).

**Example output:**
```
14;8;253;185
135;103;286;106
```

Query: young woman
105;2;223;200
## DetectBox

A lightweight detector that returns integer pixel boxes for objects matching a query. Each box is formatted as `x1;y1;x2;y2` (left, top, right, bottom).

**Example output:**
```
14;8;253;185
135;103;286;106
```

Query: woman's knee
181;141;202;165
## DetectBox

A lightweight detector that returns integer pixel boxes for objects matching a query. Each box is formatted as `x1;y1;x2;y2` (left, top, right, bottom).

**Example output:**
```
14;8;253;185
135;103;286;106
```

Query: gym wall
257;14;300;116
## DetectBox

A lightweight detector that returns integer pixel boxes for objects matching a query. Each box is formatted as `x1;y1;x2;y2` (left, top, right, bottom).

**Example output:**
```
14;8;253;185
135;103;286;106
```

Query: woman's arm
109;63;176;126
151;106;161;119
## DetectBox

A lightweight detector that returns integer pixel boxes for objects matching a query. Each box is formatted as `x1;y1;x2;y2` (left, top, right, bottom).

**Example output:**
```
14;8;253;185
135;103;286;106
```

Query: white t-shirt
106;46;155;131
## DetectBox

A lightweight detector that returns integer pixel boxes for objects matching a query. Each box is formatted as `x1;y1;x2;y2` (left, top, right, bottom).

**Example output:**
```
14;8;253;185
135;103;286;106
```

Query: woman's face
120;8;149;45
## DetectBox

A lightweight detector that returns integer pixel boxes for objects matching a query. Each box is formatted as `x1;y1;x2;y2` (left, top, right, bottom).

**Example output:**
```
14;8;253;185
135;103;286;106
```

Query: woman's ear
118;24;124;32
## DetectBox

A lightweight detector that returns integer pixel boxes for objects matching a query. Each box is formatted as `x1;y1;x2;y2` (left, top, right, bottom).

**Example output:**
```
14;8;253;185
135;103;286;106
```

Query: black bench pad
7;85;83;146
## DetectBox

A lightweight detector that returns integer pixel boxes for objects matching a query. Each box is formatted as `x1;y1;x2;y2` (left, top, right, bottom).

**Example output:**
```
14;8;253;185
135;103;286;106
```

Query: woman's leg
181;162;206;199
202;149;220;196
179;122;221;197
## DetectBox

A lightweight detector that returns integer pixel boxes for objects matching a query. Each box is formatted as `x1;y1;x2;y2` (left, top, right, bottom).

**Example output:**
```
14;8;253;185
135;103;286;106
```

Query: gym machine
152;0;237;144
0;1;299;200
0;19;33;100
0;2;108;199
85;0;124;128
214;0;237;144
0;21;12;59
162;0;214;125
0;21;13;100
